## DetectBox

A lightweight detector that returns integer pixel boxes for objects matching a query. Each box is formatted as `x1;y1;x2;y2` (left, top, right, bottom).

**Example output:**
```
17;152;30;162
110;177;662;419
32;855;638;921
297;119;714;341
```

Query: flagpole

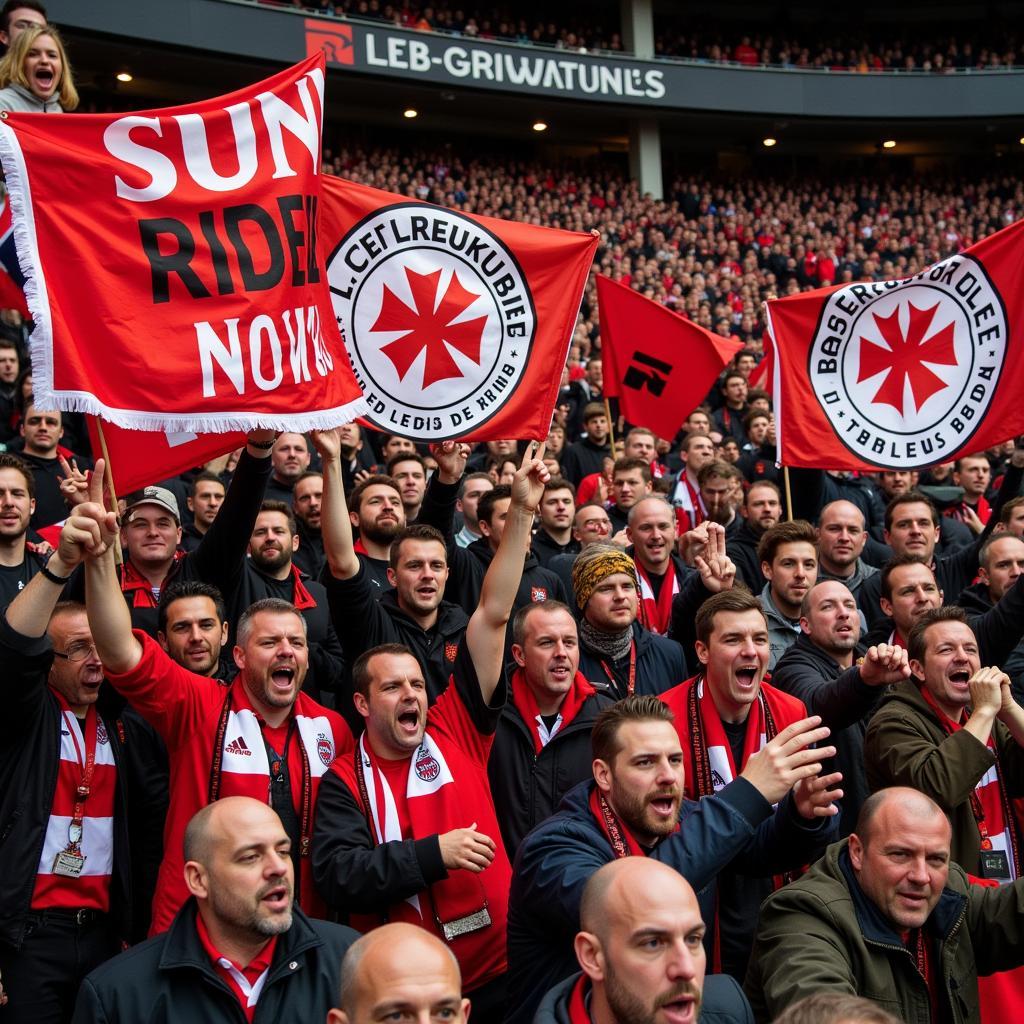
783;465;794;523
95;419;123;566
604;397;617;456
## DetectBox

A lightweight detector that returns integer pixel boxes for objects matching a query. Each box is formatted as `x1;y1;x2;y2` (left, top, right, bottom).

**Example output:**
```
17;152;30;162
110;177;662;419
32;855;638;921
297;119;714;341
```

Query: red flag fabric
597;274;742;440
0;56;366;433
0;196;28;318
766;219;1024;470
321;176;597;442
86;418;246;497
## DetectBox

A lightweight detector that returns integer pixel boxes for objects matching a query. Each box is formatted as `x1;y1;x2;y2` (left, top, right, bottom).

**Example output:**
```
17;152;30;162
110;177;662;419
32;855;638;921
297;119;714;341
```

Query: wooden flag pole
94;419;123;566
783;464;794;522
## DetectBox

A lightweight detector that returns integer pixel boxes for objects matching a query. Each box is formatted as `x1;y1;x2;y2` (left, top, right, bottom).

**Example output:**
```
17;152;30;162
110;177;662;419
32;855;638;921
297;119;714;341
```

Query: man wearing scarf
312;441;551;1022
661;588;848;980
489;599;614;856
573;543;687;699
505;693;840;1023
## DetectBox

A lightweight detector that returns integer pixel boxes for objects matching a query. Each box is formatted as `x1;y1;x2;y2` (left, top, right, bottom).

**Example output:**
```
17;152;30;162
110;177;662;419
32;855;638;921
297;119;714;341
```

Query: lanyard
600;640;636;697
65;707;98;846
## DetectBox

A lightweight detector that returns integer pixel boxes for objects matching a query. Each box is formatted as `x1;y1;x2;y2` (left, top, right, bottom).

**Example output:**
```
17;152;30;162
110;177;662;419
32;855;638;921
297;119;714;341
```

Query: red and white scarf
921;686;1022;879
636;562;680;635
588;785;678;858
510;668;595;753
672;474;705;533
32;700;117;910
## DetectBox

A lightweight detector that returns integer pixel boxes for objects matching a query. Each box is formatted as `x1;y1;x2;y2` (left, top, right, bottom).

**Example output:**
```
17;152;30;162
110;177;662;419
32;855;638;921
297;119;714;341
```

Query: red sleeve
103;630;220;751
426;642;500;767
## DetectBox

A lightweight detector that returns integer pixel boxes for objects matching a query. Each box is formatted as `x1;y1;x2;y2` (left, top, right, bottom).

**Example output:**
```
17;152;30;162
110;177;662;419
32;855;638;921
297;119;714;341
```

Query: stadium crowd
5;2;1024;1023
259;0;1024;70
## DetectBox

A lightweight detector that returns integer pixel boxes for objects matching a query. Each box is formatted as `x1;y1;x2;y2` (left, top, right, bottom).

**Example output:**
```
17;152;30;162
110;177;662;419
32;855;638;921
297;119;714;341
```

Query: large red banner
321;176;598;442
597;274;742;440
0;56;365;433
766;219;1024;470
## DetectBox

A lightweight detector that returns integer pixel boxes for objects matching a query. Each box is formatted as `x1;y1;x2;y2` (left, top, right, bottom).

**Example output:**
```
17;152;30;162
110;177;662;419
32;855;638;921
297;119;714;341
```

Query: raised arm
465;440;549;704
75;464;143;674
313;427;360;580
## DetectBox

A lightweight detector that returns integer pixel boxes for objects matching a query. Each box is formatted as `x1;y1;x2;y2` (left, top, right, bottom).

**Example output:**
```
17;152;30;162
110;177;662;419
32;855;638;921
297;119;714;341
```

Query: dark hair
458;471;493;498
720;370;746;389
348;474;401;515
477;484;512;527
999;496;1024;526
879;553;933;602
907;605;971;665
694;586;762;644
1;0;45;33
757;519;816;566
512;599;574;646
295;470;323;486
884;490;940;532
744;479;781;504
385;451;426;477
351;642;416;697
258;499;296;535
190;470;224;493
612;456;651;483
158;580;227;634
0;451;34;498
681;431;713;454
592;695;675;764
979;532;1024;571
742;409;770;431
542;477;576;499
697;459;740;486
954;452;989;472
388;523;446;571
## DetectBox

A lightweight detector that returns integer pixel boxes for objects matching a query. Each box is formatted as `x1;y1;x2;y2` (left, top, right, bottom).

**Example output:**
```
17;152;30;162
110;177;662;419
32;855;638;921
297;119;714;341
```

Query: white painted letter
174;102;258;193
104;116;178;203
196;318;245;397
249;314;284;391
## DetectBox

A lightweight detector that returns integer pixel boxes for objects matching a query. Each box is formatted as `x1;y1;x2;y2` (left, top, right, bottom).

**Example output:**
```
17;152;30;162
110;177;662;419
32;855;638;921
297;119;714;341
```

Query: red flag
766;219;1024;470
0;196;28;318
86;418;246;497
597;274;742;440
321;176;597;442
0;56;366;433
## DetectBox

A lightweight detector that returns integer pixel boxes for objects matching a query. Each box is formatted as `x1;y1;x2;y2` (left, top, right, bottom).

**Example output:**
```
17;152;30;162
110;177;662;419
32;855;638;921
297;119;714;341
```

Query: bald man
746;787;1024;1023
329;923;470;1024
534;858;752;1023
72;798;358;1024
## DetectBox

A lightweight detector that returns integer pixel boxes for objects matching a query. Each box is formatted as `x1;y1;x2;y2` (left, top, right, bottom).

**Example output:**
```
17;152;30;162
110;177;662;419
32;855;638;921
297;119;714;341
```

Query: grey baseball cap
126;486;180;523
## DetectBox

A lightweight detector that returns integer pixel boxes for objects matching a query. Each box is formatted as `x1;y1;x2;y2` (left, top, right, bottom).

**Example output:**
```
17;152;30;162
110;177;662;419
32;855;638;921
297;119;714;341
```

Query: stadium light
116;71;133;83
882;139;896;149
533;121;548;132
403;108;418;119
762;137;777;147
1019;136;1024;145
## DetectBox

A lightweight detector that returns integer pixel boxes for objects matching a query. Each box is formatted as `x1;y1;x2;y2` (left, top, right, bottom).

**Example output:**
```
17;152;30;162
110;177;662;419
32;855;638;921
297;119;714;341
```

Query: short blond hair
0;24;78;110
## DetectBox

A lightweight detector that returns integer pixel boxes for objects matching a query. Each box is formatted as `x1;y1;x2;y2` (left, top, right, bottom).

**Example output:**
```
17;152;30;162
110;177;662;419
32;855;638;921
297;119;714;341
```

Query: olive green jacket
864;679;1024;874
745;839;1024;1023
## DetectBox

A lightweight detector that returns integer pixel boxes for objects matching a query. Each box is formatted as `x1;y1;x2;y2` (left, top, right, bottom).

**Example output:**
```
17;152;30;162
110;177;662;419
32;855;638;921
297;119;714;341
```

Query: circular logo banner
807;254;1006;468
327;203;536;441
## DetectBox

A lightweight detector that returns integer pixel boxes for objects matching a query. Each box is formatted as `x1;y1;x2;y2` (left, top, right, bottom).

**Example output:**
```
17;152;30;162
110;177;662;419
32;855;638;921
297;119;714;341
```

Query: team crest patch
444;641;459;662
317;733;335;768
531;586;548;603
327;203;536;441
414;747;441;782
96;719;108;745
807;253;1007;468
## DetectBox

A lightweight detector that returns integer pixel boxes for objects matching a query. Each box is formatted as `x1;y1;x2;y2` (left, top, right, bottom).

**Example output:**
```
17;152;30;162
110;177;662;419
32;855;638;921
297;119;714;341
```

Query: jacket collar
159;899;323;980
381;588;468;634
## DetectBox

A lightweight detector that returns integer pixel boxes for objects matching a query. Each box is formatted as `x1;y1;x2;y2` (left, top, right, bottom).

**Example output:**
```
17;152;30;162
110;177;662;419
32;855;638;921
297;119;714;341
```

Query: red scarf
567;974;592;1022
921;686;1022;878
636;562;680;635
945;497;992;526
588;785;678;858
510;667;595;754
289;565;316;610
119;550;186;608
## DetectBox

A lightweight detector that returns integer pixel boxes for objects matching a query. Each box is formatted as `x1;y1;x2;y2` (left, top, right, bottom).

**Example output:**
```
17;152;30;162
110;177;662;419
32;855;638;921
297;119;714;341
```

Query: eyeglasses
53;642;98;662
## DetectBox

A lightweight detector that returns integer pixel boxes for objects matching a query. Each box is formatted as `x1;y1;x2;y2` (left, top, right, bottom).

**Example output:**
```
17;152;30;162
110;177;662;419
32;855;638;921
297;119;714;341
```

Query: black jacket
959;581;1024;704
23;449;92;530
531;529;580;569
534;972;754;1024
578;620;687;699
559;437;610;486
505;778;832;1023
770;633;883;837
72;900;358;1024
488;682;614;856
322;560;468;722
0;615;133;949
293;521;325;580
727;520;767;592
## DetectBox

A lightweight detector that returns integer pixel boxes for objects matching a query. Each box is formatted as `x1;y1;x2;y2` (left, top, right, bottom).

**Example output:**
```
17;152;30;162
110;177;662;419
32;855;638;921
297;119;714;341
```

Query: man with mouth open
660;588;846;981
313;441;552;1021
866;605;1024;880
70;464;353;936
72;798;359;1024
505;692;840;1022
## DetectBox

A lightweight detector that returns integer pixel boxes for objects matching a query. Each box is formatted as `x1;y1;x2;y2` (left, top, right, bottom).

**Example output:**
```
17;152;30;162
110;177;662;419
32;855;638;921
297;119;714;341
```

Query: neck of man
684;467;700;489
929;689;966;724
825;642;855;669
192;519;209;537
0;528;27;566
772;587;801;620
196;904;273;969
130;556;173;589
529;677;568;717
245;681;293;728
543;524;572;546
637;552;669;579
707;673;751;725
820;554;855;579
404;502;421;522
400;598;439;632
263;558;292;582
368;723;416;762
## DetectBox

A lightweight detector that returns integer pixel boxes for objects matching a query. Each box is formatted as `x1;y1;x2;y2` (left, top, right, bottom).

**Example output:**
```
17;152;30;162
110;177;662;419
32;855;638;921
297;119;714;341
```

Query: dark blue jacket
504;777;834;1023
578;620;687;699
